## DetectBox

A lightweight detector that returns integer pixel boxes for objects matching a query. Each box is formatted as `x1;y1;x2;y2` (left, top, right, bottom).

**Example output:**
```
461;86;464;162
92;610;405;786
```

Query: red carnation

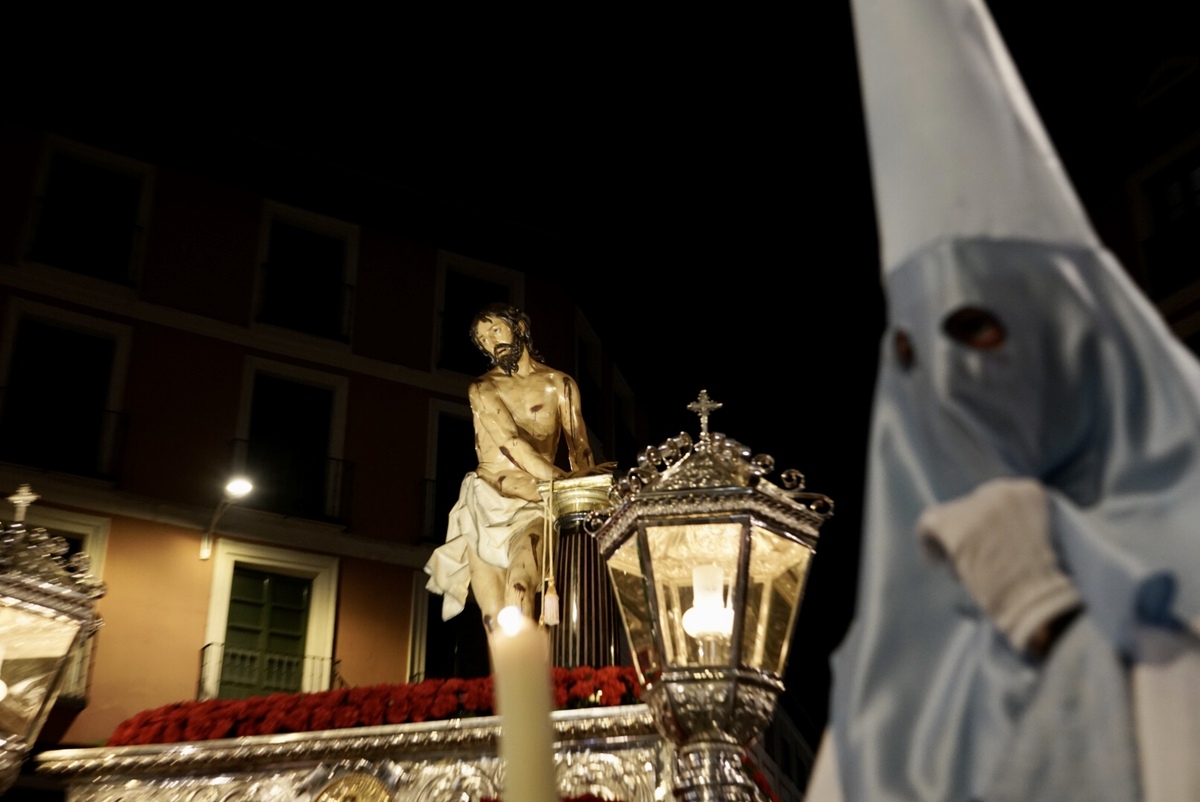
410;693;434;722
359;694;386;726
431;691;460;719
183;714;213;742
461;677;493;714
569;679;597;704
386;685;412;724
162;718;186;743
597;679;626;706
260;707;287;735
332;705;359;730
568;666;595;683
107;721;135;746
279;702;311;733
207;715;237;740
128;719;165;746
347;686;374;706
310;706;334;731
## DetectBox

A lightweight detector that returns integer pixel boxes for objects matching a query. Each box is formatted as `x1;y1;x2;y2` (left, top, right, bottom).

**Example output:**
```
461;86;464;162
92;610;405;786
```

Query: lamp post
199;477;253;560
590;392;832;802
0;485;104;794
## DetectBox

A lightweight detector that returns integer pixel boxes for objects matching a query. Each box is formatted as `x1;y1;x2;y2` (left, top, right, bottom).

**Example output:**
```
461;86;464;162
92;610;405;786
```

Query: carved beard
492;338;525;376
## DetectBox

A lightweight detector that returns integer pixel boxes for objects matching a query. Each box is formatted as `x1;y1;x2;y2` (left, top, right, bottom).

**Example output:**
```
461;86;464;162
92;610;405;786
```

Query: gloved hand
917;477;1082;657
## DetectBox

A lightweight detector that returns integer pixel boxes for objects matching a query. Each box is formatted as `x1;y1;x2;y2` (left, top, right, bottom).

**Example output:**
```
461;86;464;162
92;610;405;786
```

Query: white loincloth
423;472;543;621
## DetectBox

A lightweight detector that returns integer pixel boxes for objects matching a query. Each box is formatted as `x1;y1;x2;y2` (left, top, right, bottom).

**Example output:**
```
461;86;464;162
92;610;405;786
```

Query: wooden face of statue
474;316;513;356
474;315;525;364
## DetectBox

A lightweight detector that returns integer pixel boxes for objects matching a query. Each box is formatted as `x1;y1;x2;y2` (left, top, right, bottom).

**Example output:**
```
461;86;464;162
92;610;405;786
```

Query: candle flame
496;606;527;636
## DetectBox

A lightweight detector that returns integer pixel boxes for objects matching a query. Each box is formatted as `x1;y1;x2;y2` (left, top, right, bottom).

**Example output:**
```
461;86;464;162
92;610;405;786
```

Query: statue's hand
563;462;617;480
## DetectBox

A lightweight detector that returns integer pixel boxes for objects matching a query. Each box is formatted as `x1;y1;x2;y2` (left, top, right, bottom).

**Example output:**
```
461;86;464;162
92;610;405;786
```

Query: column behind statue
423;302;619;668
540;474;620;668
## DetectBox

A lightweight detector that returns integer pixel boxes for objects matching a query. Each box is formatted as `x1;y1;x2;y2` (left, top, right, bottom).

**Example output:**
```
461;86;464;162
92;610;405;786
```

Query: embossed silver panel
41;705;671;802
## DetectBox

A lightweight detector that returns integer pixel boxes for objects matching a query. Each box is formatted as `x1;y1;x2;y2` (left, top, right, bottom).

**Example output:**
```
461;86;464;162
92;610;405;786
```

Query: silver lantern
590;392;831;802
0;485;104;793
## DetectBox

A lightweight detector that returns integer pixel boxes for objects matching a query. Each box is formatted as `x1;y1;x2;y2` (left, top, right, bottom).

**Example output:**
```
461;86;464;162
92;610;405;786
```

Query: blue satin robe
829;238;1200;801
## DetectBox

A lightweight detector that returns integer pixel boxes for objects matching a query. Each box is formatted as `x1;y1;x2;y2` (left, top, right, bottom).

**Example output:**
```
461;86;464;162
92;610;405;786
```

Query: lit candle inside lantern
490;606;558;802
682;564;734;639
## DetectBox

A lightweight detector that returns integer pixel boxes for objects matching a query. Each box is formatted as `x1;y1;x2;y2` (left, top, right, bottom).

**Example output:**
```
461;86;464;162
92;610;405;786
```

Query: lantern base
673;742;760;802
641;670;782;801
644;668;783;747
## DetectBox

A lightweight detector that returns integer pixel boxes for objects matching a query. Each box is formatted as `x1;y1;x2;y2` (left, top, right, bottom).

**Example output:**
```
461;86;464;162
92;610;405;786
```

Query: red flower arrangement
105;667;779;802
107;666;641;747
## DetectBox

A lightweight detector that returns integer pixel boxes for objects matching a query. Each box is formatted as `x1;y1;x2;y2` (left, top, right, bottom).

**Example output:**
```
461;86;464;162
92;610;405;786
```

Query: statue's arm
560;374;595;471
469;380;559;480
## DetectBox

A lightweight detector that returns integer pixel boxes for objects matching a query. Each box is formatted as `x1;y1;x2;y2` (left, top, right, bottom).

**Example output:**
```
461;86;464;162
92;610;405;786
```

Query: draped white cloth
423;473;542;621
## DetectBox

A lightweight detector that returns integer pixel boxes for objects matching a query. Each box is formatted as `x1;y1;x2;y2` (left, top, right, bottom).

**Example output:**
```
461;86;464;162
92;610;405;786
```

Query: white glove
917;477;1082;655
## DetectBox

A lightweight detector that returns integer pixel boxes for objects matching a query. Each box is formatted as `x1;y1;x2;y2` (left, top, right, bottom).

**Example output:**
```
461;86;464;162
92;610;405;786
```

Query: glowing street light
199;477;254;560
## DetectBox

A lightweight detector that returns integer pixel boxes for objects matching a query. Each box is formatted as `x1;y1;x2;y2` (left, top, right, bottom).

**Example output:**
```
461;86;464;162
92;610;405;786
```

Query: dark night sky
19;0;1200;739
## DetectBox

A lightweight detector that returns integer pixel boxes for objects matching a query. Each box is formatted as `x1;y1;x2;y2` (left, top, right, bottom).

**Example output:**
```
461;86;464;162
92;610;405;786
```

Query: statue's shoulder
469;374;502;399
531;362;577;390
551;369;581;393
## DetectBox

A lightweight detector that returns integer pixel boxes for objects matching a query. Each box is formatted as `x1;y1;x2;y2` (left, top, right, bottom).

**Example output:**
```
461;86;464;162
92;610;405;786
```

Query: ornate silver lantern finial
686;389;722;439
6;485;38;524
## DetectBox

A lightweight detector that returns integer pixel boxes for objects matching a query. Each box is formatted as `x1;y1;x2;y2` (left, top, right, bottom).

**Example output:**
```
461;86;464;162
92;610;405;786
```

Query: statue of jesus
424;303;595;628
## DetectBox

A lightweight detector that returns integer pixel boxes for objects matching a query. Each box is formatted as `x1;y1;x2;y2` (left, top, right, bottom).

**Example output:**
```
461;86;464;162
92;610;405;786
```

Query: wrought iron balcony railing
198;643;340;701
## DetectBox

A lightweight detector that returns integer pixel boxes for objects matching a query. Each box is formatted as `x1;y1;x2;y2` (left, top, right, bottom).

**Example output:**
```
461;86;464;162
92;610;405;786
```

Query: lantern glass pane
644;521;742;668
606;536;659;682
741;527;813;674
0;605;80;736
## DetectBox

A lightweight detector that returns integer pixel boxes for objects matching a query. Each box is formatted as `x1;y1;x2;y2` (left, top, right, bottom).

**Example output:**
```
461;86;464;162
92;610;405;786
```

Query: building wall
56;515;424;745
140;169;260;325
335;558;417;686
353;228;438;369
120;325;246;507
342;374;431;543
0;122;642;750
65;517;213;745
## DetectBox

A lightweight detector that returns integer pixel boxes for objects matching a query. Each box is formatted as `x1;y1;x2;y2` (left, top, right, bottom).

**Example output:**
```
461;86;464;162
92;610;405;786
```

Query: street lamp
0;485;104;794
199;477;253;560
590;392;832;801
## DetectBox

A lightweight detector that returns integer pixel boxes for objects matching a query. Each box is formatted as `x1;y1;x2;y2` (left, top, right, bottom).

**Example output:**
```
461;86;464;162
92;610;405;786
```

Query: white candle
490;606;558;802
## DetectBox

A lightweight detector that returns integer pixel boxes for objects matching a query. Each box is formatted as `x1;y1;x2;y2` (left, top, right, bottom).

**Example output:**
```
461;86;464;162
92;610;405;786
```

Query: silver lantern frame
591;393;832;802
0;485;104;793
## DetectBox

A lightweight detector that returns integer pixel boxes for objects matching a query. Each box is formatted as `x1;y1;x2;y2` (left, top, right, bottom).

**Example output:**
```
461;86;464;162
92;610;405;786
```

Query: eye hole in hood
943;306;1006;350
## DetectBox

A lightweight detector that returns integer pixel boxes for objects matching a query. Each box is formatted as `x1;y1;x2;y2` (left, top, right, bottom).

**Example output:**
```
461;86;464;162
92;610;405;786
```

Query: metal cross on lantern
686;389;722;439
6;485;39;523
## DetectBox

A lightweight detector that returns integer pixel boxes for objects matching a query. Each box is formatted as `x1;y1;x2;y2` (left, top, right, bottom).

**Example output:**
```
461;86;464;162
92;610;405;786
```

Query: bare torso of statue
424;303;594;627
471;363;592;503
